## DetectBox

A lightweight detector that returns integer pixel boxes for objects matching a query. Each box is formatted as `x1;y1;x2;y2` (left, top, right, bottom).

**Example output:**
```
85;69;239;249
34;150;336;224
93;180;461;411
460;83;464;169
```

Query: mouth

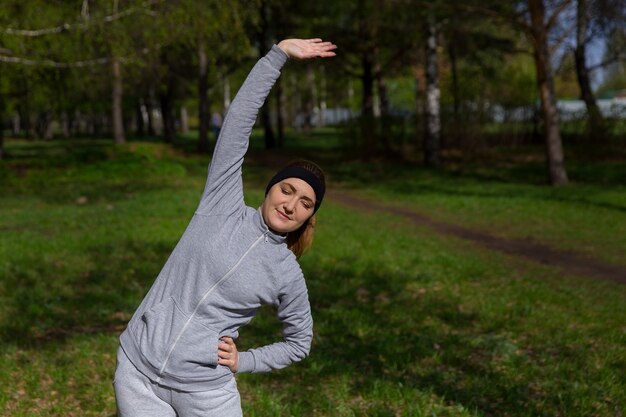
276;209;291;221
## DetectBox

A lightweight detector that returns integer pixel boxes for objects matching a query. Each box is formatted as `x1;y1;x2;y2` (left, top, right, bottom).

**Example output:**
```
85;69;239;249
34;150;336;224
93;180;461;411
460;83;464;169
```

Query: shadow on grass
0;239;172;347
240;254;615;416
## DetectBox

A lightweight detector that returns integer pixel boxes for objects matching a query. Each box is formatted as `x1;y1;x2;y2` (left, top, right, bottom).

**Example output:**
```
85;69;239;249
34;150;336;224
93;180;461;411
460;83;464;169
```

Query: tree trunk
449;32;460;119
61;112;70;138
136;99;145;136
160;89;175;143
414;60;425;157
406;54;426;158
373;45;392;153
20;100;33;138
361;47;375;156
44;116;54;140
448;30;461;149
223;74;231;112
0;99;4;160
320;67;327;128
11;112;20;136
260;105;275;149
575;0;604;139
197;41;210;153
112;57;125;144
424;16;441;168
258;0;275;149
276;77;285;148
146;92;156;136
160;71;176;143
528;0;568;186
305;65;318;134
180;107;189;134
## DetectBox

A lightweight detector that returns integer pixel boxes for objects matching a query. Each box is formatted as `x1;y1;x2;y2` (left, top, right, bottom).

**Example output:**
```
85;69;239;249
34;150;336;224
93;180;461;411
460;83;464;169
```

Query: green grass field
1;132;625;416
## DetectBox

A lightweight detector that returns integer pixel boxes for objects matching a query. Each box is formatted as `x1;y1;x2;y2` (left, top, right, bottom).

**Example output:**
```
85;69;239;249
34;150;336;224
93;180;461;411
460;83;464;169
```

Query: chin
270;220;295;234
263;214;288;234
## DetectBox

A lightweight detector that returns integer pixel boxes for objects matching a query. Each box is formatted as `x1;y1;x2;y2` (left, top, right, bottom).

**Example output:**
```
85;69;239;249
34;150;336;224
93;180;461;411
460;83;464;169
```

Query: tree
309;0;414;157
463;0;571;185
178;0;248;153
423;14;441;167
110;1;125;144
573;0;603;138
527;0;569;185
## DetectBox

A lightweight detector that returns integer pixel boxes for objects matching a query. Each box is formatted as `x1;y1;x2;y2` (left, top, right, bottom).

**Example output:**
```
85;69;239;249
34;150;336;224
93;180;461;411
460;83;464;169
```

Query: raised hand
218;336;239;373
277;38;337;60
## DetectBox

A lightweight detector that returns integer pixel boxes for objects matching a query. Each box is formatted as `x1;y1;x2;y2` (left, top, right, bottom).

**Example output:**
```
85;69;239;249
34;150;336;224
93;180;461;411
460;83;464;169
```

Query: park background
1;0;625;416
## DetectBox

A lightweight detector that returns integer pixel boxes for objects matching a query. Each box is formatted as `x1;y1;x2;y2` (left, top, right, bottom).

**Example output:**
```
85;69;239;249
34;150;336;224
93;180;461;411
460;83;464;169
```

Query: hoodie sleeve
237;271;313;374
195;45;289;216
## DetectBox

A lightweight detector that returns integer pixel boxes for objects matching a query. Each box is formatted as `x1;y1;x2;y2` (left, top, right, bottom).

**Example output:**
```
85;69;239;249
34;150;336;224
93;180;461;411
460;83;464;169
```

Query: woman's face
261;178;316;234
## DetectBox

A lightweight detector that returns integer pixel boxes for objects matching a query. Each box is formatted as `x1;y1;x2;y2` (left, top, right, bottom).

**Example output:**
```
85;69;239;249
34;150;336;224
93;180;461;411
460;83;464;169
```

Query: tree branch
588;53;626;72
1;0;162;36
545;0;574;31
548;24;576;54
0;46;160;68
0;55;111;67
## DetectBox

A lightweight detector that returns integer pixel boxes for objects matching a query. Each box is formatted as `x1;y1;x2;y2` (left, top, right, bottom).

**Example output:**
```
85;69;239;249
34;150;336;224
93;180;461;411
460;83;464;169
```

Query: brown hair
287;214;316;258
283;160;325;258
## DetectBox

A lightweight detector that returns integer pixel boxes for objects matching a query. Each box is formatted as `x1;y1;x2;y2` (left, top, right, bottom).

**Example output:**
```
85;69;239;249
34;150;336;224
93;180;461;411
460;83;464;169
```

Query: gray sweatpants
113;346;243;417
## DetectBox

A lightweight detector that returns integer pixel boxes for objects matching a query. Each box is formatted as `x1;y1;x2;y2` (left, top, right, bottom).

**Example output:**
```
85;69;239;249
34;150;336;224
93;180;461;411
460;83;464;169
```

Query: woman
113;38;337;417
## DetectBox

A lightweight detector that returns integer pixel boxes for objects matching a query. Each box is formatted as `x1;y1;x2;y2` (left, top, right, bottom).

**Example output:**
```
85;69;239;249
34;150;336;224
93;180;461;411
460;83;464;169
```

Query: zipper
156;231;268;381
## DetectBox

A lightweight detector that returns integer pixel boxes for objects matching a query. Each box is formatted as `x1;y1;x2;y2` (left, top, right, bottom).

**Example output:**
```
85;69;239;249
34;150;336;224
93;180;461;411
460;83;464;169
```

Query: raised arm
196;39;337;217
195;45;287;216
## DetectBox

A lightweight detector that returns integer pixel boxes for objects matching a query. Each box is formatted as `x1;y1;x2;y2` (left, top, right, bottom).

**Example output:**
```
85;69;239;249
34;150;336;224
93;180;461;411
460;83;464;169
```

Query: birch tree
423;14;441;167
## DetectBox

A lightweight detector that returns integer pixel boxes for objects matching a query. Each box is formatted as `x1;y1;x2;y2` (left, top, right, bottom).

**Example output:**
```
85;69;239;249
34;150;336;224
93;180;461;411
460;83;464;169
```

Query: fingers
218;340;234;352
217;337;239;372
218;345;231;355
218;349;232;359
217;340;234;363
220;336;234;345
304;41;337;59
307;41;336;49
218;357;236;367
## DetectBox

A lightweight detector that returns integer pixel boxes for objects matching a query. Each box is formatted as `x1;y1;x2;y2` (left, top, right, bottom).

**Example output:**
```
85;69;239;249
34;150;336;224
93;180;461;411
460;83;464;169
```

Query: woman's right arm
196;39;336;217
195;45;289;216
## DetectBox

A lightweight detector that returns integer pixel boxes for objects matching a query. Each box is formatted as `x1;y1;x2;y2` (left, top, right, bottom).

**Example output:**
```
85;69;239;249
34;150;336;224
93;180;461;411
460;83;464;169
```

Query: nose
283;197;296;214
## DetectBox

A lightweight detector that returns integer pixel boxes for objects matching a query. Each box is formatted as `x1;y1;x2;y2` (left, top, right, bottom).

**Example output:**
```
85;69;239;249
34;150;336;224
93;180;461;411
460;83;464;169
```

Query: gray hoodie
119;45;313;392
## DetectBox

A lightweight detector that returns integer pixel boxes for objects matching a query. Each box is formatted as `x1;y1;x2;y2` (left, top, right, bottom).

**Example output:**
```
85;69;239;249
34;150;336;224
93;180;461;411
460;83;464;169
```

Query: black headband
265;166;325;213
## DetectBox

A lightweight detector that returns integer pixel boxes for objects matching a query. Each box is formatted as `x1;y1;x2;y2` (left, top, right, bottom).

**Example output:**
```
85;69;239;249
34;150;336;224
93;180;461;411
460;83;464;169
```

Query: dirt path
330;191;626;285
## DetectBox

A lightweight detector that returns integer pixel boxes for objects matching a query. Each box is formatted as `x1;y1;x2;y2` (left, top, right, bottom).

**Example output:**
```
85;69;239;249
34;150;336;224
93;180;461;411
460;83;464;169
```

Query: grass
1;132;625;416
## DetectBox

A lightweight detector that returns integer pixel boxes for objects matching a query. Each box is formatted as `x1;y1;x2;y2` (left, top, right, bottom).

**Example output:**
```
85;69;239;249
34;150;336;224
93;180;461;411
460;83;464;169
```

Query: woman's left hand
218;337;239;373
277;38;337;60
